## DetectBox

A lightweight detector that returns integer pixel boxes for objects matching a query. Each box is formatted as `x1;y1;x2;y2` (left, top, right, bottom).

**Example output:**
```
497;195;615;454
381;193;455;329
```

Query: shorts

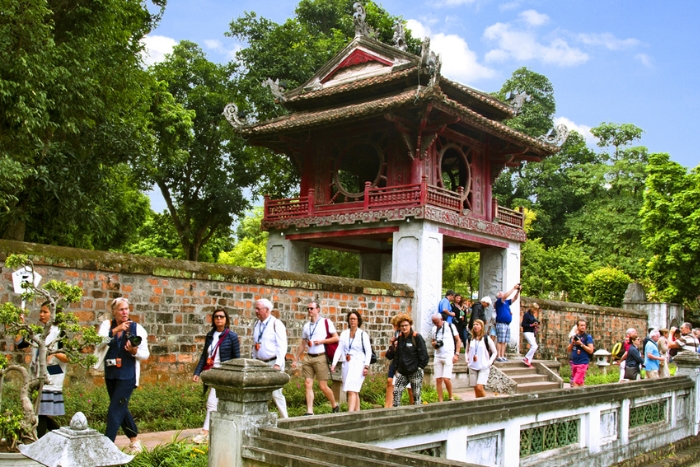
570;363;588;385
302;353;330;381
495;322;510;343
388;360;396;378
469;367;490;386
489;325;497;337
433;356;454;379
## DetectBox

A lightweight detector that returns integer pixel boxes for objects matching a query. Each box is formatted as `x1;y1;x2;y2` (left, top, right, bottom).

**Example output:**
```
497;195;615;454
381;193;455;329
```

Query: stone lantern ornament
594;349;612;375
18;412;133;467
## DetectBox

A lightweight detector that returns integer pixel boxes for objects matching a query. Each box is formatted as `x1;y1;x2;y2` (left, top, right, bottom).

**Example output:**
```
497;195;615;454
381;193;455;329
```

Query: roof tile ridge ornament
392;21;407;51
353;3;372;38
506;90;531;116
537;123;570;147
262;77;287;102
223;103;245;128
416;37;441;99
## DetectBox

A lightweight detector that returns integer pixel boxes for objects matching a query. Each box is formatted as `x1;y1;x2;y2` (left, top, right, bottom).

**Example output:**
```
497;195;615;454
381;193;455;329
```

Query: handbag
324;319;338;363
361;331;377;364
203;329;230;371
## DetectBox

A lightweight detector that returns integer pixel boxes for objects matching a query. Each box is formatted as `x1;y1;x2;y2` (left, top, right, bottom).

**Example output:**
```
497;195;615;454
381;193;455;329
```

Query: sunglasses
307;307;316;311
213;315;226;319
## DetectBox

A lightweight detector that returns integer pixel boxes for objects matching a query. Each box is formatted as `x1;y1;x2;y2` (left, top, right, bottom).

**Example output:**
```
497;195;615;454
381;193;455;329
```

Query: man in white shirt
252;298;288;418
430;314;462;402
293;302;340;415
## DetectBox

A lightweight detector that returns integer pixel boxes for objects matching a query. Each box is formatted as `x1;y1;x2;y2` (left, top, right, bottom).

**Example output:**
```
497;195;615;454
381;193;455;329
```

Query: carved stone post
673;351;700;436
202;358;290;467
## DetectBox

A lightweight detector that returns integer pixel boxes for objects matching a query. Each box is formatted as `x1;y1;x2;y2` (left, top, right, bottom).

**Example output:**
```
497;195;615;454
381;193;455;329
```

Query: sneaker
192;433;208;444
495;357;505;362
332;405;340;413
502;357;509;362
303;412;314;416
523;358;533;368
124;440;143;454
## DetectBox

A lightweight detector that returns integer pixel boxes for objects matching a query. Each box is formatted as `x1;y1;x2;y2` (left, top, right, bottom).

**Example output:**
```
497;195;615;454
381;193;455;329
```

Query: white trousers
262;360;288;419
203;387;218;431
523;332;538;362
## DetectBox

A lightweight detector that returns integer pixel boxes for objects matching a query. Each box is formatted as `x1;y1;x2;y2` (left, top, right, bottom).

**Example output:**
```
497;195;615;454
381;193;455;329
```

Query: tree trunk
2;219;26;241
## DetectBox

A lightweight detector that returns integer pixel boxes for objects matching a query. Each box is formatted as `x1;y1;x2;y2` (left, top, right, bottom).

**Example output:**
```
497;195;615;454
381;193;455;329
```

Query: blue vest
105;320;137;380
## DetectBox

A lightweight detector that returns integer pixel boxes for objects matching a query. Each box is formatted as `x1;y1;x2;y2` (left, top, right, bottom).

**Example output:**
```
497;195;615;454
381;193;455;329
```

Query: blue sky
144;0;699;209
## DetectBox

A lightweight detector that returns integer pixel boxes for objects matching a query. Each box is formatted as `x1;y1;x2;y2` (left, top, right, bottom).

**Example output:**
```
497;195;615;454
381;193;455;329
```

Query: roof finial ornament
420;37;441;87
506;90;531;115
262;78;287;102
537;124;570;147
392;21;407;51
223;103;245;128
353;3;371;37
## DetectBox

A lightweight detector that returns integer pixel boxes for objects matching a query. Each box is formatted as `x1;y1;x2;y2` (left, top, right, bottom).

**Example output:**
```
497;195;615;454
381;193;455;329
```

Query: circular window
438;144;471;204
333;142;384;199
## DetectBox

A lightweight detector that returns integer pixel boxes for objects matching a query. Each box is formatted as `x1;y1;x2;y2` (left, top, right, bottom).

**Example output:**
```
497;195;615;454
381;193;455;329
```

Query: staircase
494;360;562;394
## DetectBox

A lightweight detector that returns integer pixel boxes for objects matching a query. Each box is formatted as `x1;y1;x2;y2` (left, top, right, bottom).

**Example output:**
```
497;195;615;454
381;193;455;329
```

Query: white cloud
519;10;549;27
406;19;495;83
554;117;596;147
499;1;522;11
484;22;588;66
431;0;477;6
141;35;177;66
204;39;223;50
203;39;242;61
635;53;653;68
577;32;639;50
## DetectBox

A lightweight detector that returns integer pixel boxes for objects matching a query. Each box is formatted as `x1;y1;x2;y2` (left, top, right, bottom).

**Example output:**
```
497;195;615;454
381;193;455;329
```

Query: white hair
649;330;660;339
480;296;492;306
110;297;130;310
626;328;636;336
256;298;273;312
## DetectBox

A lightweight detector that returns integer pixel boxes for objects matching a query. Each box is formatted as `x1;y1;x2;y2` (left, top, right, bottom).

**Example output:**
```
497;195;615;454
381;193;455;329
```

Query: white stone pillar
266;231;309;273
391;220;443;336
674;351;700;436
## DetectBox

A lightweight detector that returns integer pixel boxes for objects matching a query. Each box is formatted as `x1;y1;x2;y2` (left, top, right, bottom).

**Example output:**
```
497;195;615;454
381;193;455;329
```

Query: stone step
515;381;561;394
243;445;342;467
510;374;549;384
499;367;539;376
251;437;406;467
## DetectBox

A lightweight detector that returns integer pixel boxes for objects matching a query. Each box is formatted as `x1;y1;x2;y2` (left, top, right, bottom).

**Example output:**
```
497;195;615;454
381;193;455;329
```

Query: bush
127;441;208;467
583;267;632;307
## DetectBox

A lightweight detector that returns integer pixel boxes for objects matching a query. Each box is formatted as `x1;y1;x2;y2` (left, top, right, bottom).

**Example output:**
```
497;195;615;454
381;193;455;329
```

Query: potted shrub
0;254;102;455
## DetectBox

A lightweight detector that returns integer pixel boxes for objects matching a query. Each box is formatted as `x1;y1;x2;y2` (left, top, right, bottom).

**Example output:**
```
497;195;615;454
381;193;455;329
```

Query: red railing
264;183;523;229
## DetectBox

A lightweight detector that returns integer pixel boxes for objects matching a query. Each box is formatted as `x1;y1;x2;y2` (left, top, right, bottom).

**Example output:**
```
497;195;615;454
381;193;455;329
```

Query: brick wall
519;297;648;365
0;240;412;384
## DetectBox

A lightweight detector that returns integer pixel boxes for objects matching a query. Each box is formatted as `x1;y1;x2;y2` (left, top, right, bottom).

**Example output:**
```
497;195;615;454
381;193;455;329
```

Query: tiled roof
241;86;557;155
439;77;515;117
285;66;418;103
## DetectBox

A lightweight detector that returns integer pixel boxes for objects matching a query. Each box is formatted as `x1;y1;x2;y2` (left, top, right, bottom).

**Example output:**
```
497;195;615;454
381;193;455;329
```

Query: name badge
407;343;413;347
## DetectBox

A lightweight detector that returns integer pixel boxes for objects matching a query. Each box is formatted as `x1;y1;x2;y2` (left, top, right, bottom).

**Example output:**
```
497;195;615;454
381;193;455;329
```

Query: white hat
480;296;492;306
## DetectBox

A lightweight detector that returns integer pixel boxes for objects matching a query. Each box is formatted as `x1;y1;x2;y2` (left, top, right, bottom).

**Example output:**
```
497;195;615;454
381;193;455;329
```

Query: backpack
611;341;624;360
360;331;378;364
323;318;338;363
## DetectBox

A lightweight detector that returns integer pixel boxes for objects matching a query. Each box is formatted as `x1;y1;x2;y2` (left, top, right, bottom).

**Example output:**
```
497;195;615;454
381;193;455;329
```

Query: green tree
583;267;632;308
308;249;359;278
641;153;700;306
0;0;165;245
443;253;480;298
141;41;262;261
218;208;268;268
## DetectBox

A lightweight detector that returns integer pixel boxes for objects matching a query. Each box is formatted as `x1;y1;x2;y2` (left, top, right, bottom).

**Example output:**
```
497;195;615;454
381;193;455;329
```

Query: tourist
567;319;594;387
192;307;240;444
95;297;149;454
386;313;429;406
466;319;496;398
252;298;289;418
644;330;664;379
617;328;638;382
439;290;456;324
385;315;414;407
453;294;469;347
293;302;340;415
330;311;371;412
430;313;461;402
494;284;521;362
16;302;69;438
669;322;699;353
658;329;670;377
468;296;491;335
521;303;540;367
624;336;643;380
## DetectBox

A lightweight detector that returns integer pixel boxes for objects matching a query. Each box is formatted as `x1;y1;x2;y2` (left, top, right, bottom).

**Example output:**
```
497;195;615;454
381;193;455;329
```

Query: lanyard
308;319;321;341
348;330;358;351
256;318;270;343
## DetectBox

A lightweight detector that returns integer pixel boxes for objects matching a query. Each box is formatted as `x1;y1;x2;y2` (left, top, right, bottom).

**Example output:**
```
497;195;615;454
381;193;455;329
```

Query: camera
126;331;142;347
573;335;580;342
435;340;444;349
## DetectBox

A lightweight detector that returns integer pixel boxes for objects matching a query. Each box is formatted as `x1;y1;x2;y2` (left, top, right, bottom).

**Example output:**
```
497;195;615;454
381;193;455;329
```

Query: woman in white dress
331;311;372;412
467;319;497;398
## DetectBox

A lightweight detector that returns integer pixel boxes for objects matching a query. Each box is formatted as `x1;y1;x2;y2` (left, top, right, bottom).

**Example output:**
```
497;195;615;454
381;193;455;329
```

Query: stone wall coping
521;296;648;319
279;377;693;442
0;240;413;296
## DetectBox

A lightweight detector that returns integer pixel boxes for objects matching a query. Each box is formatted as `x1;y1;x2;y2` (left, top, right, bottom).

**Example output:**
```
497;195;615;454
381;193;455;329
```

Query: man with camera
494;284;521;362
567;319;594;387
430;314;462;402
95;297;149;453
